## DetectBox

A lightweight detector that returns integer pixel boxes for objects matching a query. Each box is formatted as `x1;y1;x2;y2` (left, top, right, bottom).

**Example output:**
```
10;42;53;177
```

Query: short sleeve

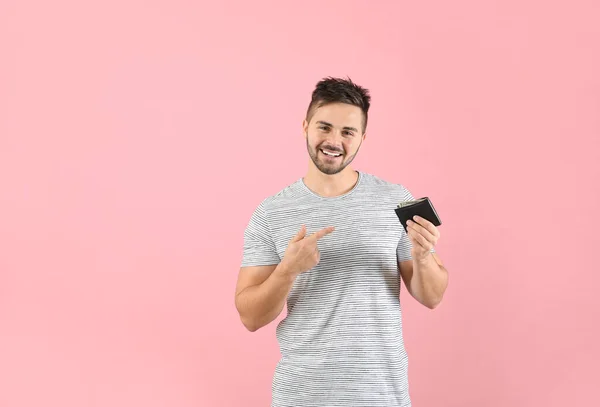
240;201;281;267
396;185;436;263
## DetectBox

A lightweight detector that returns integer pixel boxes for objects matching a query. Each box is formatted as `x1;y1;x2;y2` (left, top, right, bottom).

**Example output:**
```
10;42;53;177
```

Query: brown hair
305;76;371;132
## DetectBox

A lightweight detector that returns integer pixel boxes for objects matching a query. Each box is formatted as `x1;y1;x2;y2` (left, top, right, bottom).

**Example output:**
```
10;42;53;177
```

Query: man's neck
302;165;359;198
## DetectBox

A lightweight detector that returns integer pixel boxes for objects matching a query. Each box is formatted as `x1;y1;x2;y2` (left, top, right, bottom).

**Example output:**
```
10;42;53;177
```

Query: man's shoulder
359;171;412;196
252;178;305;212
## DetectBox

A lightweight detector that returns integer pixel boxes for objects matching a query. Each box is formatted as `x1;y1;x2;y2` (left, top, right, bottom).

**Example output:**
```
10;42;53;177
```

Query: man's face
303;102;366;175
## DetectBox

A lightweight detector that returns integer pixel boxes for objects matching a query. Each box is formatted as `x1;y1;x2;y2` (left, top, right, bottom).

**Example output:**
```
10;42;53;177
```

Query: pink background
1;1;599;406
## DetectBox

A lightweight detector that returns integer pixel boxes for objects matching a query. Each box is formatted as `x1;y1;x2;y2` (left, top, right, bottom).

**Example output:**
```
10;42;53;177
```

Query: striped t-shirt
241;171;420;407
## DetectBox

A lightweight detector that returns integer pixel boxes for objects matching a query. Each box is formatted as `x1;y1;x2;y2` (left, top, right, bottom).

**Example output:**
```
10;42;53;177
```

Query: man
234;77;449;407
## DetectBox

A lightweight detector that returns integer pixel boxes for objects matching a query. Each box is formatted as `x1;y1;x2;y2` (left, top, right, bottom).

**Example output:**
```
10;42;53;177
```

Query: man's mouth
320;148;343;158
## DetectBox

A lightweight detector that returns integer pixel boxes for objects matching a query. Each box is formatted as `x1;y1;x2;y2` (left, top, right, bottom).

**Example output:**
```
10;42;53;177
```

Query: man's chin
317;162;344;175
308;148;350;175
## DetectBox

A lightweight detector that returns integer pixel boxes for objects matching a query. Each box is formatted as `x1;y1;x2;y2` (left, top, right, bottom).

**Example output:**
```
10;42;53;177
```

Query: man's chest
268;203;403;264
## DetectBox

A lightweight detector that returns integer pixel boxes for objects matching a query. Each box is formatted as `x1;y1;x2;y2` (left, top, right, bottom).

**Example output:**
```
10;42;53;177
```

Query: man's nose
324;129;343;143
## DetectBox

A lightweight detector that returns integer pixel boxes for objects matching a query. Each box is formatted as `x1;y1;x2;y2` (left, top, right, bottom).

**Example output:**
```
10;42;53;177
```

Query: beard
306;138;359;175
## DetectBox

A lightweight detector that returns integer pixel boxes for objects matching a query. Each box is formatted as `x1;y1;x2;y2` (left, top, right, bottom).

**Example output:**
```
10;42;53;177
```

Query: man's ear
362;132;367;141
302;119;308;138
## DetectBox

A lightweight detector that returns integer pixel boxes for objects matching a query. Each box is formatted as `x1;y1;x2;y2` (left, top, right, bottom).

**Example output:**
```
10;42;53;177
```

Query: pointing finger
290;225;307;242
308;226;335;241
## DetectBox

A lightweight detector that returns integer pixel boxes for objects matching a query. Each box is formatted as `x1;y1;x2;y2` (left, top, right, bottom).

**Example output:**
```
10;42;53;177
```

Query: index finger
308;226;335;241
412;216;439;237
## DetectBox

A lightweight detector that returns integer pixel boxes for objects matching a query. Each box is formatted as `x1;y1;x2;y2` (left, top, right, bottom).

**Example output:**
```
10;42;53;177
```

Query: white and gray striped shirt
241;171;422;407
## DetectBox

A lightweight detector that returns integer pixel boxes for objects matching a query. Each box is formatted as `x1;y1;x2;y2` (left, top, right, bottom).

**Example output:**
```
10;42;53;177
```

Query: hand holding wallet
394;197;442;232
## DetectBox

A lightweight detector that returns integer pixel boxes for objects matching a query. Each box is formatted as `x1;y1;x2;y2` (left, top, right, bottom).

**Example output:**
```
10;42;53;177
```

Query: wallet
394;197;442;232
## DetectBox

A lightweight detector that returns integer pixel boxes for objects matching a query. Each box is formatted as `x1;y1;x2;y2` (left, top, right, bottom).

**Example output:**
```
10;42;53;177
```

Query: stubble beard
306;138;360;175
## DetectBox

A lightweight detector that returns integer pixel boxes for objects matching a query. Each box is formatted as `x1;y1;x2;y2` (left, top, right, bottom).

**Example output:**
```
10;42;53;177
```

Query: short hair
305;76;371;132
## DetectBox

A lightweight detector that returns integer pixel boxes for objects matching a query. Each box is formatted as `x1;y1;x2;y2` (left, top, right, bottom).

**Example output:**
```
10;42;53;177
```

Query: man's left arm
398;215;449;309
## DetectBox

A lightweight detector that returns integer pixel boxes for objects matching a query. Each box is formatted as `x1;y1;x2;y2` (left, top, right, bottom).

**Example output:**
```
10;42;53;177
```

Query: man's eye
343;131;354;137
319;126;330;131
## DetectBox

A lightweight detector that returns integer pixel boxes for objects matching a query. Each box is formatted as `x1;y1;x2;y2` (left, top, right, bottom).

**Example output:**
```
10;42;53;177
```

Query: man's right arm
234;263;296;332
235;223;334;332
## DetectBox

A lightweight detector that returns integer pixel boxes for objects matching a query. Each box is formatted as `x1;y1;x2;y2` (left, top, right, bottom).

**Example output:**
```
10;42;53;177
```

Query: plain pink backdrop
1;1;599;406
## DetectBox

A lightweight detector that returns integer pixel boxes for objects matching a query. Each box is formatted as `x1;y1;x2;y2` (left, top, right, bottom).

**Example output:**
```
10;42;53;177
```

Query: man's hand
406;216;440;261
278;225;335;278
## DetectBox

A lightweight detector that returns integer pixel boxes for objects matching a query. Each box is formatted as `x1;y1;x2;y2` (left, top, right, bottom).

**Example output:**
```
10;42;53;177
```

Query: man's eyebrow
316;121;358;133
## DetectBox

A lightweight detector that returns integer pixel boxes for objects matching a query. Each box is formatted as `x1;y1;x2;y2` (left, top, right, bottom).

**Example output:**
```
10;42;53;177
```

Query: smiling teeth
322;150;341;157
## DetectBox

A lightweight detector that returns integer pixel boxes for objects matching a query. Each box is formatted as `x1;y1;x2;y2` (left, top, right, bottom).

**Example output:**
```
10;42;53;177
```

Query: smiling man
235;77;449;407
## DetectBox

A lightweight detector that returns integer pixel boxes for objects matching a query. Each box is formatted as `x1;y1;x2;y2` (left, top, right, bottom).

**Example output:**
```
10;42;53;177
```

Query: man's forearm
235;264;296;332
411;253;448;309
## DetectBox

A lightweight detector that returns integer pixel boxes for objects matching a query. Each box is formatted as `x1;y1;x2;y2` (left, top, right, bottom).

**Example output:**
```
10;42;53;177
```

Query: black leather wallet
394;197;442;232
